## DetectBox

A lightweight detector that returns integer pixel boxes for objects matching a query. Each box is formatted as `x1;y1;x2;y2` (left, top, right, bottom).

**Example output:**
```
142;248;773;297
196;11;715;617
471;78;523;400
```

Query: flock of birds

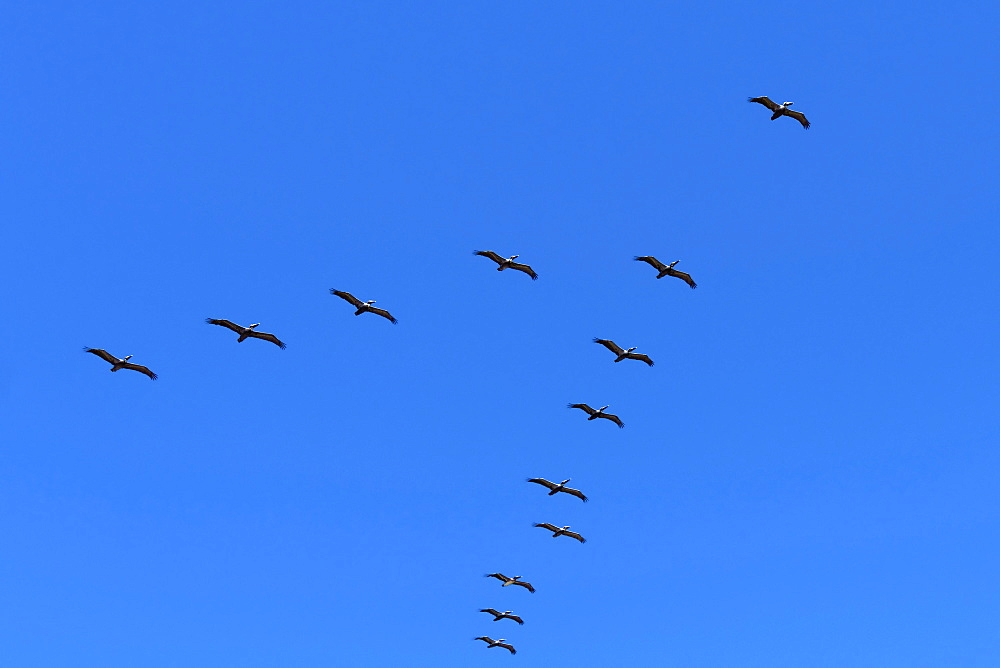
467;249;697;655
81;96;809;657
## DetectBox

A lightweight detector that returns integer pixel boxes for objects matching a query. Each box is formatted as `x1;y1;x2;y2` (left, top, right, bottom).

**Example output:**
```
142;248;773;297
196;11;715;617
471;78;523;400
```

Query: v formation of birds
83;97;809;657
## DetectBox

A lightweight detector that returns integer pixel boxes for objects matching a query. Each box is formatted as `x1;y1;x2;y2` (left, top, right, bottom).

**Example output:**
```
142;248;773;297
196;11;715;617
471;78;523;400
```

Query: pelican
593;338;654;366
533;523;586;543
475;637;516;655
526;478;588;502
205;319;286;348
329;290;398;324
83;348;157;379
634;256;697;288
474;250;538;280
568;403;624;428
479;609;524;625
748;96;810;129
485;573;535;593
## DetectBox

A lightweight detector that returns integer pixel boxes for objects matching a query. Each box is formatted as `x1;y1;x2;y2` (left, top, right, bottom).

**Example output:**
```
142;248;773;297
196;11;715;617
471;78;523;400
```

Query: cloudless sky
3;1;1000;665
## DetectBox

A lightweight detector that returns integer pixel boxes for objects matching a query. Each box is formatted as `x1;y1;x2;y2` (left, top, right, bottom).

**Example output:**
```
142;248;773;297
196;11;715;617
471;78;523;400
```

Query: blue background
3;2;999;665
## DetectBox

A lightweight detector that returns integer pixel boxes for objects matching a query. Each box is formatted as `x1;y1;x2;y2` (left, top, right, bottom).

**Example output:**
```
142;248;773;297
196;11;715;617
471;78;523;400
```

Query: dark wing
534;523;559;532
667;269;697;288
512;580;535;593
599;412;625;428
506;614;524;625
496;642;517;655
205;318;244;333
479;608;501;616
527;478;558;491
486;573;510;583
568;403;596;415
748;95;780;111
594;338;624;355
248;330;286;349
368;307;398;324
634;255;667;272
563;486;589;502
786;109;811;129
475;636;495;644
563;530;586;544
122;362;157;380
83;348;118;364
330;290;364;308
474;250;504;265
508;262;538;280
626;352;654;367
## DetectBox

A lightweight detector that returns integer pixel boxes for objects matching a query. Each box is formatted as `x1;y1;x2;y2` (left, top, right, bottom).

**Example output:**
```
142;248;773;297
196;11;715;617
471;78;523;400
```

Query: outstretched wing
83;347;118;364
479;608;501;616
634;255;667;272
563;530;586;544
205;318;244;333
626;352;655;367
534;523;559;532
594;338;625;355
330;290;364;308
475;636;495;644
486;573;510;583
563;486;589;502
512;580;535;593
786;109;811;129
474;250;504;265
527;477;558;491
249;330;286;349
122;362;158;380
506;614;524;625
508;262;538;280
568;403;596;415
368;307;398;324
599;412;625;428
748;95;780;111
667;269;697;288
496;642;517;655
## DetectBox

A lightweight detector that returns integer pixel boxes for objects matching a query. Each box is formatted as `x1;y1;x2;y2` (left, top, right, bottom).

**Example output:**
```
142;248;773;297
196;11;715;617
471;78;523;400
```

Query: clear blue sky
3;2;999;665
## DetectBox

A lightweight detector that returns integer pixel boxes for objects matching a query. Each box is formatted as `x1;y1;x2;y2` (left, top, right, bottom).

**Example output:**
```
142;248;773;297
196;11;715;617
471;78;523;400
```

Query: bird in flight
330;290;398;324
747;96;811;129
205;319;286;349
526;478;588;502
474;250;538;280
593;338;654;366
568;403;625;428
84;348;158;380
634;256;697;288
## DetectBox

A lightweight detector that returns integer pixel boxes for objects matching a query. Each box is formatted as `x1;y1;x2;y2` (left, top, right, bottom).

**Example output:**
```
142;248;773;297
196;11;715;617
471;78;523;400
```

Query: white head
669;260;680;268
626;347;637;353
249;323;260;329
560;479;571;485
561;526;571;530
365;300;376;305
503;611;513;615
508;255;519;261
783;101;794;107
123;355;133;361
598;405;609;411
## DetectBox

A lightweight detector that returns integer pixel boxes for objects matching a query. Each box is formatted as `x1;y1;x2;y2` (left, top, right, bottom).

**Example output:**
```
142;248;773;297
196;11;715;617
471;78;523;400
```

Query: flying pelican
479;609;524;625
485;573;535;593
83;348;157;379
474;250;538;280
474;637;516;655
526;478;588;502
567;403;624;428
205;319;286;348
593;338;654;366
533;523;586;543
329;290;398;324
633;256;697;288
748;96;811;129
